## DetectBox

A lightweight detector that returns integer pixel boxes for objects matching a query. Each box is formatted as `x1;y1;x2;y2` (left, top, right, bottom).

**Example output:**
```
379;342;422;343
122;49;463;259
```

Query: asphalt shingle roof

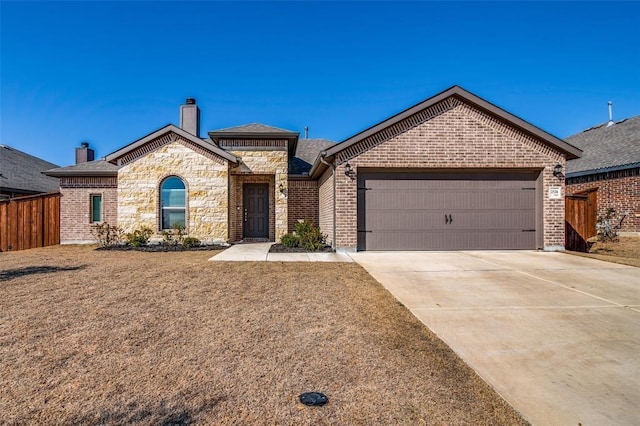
43;160;120;177
289;138;335;175
0;144;60;194
210;123;297;134
566;115;640;176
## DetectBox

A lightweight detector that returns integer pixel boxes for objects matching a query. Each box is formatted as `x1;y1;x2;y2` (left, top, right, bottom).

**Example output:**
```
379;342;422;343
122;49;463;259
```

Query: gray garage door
357;171;539;251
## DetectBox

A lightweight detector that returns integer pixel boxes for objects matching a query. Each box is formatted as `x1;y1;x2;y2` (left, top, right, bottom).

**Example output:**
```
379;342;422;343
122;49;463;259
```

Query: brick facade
287;179;319;232
318;169;334;245
330;101;566;251
567;171;640;233
59;177;117;243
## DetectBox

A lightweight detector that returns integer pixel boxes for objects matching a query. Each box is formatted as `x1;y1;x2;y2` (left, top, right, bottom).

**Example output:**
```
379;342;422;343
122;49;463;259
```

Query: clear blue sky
2;1;639;166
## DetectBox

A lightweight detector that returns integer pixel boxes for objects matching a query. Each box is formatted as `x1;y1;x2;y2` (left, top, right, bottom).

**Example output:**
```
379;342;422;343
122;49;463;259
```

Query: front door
243;183;269;238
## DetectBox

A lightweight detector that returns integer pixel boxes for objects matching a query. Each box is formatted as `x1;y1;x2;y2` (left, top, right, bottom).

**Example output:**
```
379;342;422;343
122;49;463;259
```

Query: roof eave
309;151;333;179
208;131;300;141
42;169;118;177
566;162;640;178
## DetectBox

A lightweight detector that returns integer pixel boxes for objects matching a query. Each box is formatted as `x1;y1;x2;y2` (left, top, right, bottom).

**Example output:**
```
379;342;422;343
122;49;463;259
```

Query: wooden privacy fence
0;192;61;252
565;190;597;252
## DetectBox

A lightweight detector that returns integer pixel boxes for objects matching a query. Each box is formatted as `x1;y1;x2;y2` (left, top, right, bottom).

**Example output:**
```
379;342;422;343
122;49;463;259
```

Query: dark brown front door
243;183;269;238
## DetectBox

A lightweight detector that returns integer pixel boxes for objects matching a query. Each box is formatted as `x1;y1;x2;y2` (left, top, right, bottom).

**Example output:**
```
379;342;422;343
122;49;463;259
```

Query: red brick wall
287;179;318;232
567;174;640;232
331;101;566;251
59;177;117;243
318;169;334;245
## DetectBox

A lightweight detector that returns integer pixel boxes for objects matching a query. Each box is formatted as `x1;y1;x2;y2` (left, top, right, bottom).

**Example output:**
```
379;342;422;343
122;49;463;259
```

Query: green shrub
182;236;201;248
125;226;154;247
161;223;185;246
90;222;123;247
281;233;301;248
293;220;327;251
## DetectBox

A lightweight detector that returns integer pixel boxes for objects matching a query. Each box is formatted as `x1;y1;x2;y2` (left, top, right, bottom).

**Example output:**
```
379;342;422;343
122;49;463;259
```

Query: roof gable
566;115;640;176
208;123;300;158
106;124;238;166
311;86;582;177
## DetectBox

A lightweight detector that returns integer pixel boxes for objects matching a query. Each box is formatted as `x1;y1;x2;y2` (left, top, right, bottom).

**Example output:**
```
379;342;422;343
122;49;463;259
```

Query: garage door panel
366;210;535;231
366;230;536;251
367;189;534;211
359;171;539;250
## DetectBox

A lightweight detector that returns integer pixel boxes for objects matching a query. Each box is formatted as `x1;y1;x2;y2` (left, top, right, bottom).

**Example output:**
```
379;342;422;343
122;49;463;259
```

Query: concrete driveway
349;251;640;425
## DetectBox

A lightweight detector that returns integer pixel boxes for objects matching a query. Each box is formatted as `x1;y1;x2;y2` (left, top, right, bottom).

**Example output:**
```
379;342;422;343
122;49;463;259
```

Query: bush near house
125;226;154;247
161;223;186;246
280;220;327;251
90;222;124;247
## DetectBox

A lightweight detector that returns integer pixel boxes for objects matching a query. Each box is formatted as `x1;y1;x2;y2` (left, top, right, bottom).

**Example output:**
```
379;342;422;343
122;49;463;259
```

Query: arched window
161;176;186;229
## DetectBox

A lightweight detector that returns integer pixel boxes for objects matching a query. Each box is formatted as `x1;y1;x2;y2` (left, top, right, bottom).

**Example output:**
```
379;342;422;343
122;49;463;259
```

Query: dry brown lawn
566;236;640;267
1;245;527;425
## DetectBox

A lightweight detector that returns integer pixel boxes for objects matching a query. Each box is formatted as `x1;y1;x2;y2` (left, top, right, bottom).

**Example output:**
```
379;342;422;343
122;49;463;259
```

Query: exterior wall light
553;164;564;179
344;163;356;180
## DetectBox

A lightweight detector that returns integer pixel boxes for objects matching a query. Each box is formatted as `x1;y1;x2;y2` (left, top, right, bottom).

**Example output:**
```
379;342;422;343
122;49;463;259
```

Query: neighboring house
566;116;640;234
0;144;60;199
45;86;581;251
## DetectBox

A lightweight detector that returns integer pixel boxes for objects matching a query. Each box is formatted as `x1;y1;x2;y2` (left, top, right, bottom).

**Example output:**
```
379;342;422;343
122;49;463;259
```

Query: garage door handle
449;214;453;224
445;214;449;224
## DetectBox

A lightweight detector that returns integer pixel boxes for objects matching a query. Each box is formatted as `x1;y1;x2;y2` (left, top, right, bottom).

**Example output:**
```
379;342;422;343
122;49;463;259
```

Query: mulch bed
96;244;227;252
268;243;333;253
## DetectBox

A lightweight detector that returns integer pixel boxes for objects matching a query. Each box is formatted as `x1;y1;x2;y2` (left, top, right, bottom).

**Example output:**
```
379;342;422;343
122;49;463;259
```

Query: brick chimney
180;97;200;137
75;142;95;164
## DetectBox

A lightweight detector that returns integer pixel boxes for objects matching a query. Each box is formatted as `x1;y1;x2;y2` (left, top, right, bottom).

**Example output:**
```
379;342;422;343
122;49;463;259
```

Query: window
161;176;186;229
90;194;102;223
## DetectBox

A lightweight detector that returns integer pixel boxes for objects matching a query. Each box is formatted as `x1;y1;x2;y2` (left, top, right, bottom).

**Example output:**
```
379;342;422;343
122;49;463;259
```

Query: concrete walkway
350;251;640;426
209;243;353;262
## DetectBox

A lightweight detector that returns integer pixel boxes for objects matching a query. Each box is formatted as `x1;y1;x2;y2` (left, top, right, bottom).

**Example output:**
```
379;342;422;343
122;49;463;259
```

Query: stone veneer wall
332;102;566;251
229;150;288;242
59;176;118;243
117;141;229;243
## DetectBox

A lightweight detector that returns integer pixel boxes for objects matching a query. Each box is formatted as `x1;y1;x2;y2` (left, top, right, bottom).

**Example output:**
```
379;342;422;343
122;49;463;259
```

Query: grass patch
0;245;526;425
566;237;640;268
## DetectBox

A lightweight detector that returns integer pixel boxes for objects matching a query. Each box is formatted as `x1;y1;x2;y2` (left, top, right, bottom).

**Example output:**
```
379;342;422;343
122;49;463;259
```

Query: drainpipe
319;152;336;251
